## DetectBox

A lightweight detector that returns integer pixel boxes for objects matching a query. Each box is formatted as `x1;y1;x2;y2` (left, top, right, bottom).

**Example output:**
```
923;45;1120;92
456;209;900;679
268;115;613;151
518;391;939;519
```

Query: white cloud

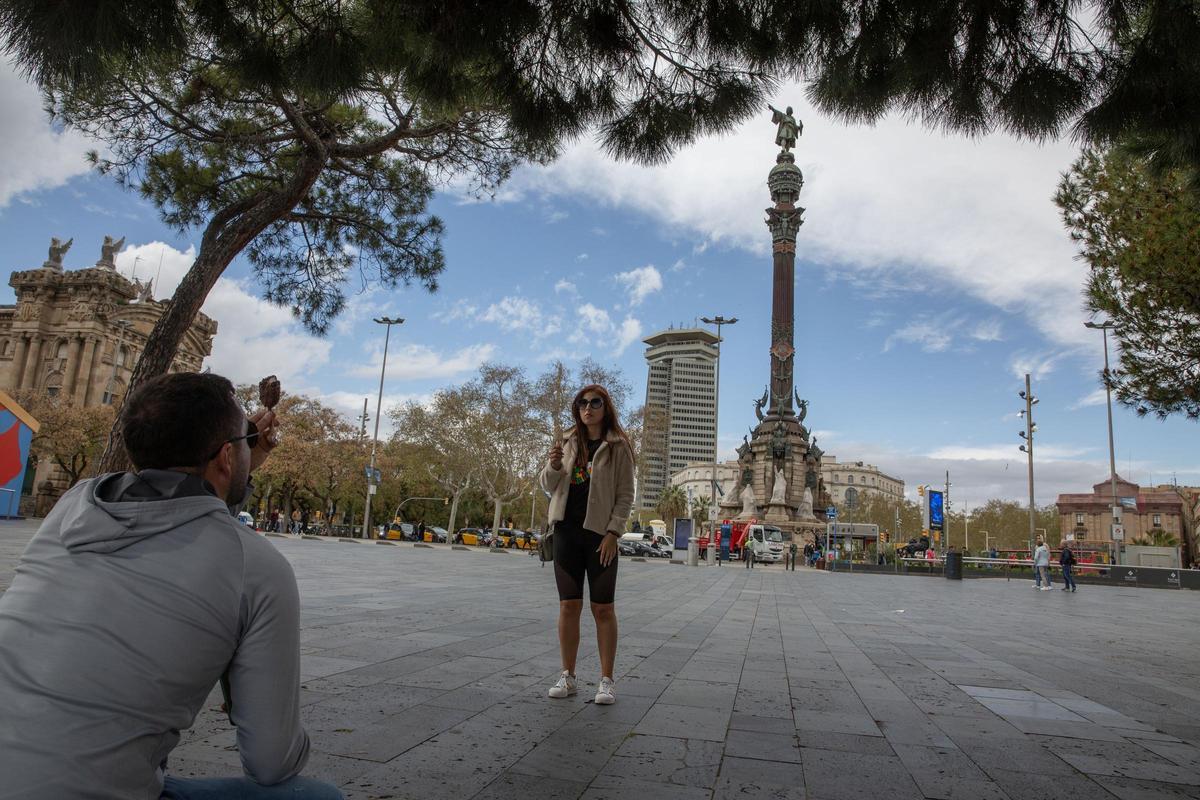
576;303;612;334
1069;388;1108;411
434;299;479;323
479;295;559;336
0;60;95;208
317;389;435;439
971;319;1004;342
1010;351;1063;381
114;242;332;387
884;318;952;353
505;82;1090;353
614;265;663;306
615;317;643;356
554;279;578;295
346;342;496;381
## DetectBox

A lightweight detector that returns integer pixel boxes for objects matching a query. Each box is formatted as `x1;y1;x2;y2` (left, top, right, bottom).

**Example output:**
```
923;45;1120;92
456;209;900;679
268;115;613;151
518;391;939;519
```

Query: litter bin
945;551;963;580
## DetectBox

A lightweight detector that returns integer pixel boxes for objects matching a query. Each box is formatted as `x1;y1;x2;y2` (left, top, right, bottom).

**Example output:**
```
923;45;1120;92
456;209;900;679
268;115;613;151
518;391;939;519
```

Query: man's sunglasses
577;397;604;410
207;419;259;461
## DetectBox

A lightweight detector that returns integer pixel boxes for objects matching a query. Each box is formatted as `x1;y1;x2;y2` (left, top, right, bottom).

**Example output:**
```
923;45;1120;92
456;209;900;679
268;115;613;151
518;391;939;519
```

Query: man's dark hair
121;373;244;470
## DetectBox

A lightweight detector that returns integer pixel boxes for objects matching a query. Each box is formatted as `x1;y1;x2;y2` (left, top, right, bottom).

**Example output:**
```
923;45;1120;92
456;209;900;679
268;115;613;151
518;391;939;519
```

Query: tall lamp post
700;315;737;530
1085;319;1122;564
1018;374;1038;553
363;316;404;538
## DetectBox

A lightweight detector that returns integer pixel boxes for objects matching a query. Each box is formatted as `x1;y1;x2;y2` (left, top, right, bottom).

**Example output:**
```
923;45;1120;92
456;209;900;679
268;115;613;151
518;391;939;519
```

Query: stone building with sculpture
0;236;217;512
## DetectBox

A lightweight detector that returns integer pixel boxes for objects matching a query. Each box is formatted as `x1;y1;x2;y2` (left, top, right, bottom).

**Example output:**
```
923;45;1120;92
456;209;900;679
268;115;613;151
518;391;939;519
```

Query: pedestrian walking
1060;543;1078;592
745;547;755;569
0;372;343;799
540;384;634;706
290;508;301;534
1033;535;1052;590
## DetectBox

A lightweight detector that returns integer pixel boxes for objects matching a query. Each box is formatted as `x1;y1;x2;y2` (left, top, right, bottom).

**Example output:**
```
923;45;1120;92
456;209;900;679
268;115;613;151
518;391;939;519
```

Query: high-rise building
637;327;718;511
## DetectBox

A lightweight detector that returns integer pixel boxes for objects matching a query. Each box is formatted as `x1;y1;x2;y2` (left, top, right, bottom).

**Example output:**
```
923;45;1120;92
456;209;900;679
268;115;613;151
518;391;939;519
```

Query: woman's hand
597;532;619;567
548;442;564;471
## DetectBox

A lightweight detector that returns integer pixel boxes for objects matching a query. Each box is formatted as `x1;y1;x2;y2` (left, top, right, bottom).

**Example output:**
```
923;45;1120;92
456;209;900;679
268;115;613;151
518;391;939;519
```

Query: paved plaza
3;520;1200;799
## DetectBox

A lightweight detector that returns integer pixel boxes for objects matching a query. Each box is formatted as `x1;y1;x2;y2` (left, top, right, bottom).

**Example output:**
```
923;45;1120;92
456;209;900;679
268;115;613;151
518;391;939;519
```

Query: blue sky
2;62;1197;508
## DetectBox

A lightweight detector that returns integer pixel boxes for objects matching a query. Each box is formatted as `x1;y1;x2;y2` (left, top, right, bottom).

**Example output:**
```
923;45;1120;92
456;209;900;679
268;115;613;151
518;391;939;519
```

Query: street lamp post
1085;319;1122;564
363;317;404;538
1018;374;1038;554
701;315;737;562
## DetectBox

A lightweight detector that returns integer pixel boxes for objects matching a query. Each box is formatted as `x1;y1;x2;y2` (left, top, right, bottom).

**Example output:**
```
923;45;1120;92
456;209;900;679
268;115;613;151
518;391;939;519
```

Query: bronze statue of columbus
768;105;802;152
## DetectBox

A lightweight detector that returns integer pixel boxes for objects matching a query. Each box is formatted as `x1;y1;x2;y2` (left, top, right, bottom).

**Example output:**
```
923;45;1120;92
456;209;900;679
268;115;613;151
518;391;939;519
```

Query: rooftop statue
768;105;802;152
97;235;125;269
46;237;72;268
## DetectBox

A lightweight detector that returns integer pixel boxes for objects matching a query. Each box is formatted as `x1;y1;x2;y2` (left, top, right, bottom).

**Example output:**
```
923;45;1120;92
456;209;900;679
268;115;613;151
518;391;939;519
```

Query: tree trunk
96;153;327;474
447;488;464;538
491;498;503;548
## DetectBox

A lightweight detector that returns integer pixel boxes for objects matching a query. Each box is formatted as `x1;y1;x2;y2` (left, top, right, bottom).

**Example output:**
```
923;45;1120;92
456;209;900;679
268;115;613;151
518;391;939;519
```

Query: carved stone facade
0;243;218;506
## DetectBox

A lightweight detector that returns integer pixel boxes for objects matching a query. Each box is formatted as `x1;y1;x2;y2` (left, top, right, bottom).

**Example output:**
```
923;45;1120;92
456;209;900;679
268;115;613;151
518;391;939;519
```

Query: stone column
8;335;29;389
764;151;804;418
77;337;99;404
22;336;44;390
63;335;84;398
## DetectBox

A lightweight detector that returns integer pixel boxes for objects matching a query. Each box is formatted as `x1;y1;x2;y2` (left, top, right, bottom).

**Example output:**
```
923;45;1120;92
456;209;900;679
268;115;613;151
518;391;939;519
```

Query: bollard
687;537;699;567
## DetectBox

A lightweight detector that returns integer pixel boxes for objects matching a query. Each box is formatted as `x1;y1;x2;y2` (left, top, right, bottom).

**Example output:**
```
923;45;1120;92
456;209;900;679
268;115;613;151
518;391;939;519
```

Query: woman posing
539;384;635;705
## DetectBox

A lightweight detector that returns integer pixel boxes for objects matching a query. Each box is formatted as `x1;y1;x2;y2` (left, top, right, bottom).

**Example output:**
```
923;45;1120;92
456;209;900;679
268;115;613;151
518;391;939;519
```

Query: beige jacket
540;427;635;535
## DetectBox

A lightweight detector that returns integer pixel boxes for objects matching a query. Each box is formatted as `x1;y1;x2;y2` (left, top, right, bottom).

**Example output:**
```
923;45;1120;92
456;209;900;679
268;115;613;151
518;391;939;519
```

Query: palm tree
1130;529;1180;547
656;485;688;524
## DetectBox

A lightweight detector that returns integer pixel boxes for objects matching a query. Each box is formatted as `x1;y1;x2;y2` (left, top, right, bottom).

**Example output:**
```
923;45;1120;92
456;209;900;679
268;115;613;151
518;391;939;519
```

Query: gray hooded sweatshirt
0;471;309;800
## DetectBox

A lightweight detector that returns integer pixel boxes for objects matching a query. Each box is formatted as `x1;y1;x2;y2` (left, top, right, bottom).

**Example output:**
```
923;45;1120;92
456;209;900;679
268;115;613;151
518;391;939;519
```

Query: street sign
826;506;837;519
1111;523;1125;541
708;505;718;521
367;484;377;495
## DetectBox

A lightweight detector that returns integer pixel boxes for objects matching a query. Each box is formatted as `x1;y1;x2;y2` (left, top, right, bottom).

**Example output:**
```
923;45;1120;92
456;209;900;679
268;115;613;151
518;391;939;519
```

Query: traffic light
917;485;925;497
881;531;889;543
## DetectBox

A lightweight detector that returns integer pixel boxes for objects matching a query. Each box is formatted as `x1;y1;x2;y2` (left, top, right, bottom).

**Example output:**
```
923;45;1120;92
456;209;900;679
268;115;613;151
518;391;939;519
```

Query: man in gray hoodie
0;373;342;800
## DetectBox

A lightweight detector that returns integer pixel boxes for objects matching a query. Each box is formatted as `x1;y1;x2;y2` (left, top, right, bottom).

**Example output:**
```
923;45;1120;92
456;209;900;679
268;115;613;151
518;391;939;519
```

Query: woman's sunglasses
577;397;604;410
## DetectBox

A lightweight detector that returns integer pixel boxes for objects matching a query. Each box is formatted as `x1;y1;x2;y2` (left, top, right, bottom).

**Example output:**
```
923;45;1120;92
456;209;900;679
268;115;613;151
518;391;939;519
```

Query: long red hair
570;384;632;467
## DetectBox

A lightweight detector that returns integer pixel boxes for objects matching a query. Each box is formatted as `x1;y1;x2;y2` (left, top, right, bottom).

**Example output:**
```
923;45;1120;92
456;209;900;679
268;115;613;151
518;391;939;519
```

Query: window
55;341;68;359
847;475;854;484
1153;514;1161;527
1075;513;1084;525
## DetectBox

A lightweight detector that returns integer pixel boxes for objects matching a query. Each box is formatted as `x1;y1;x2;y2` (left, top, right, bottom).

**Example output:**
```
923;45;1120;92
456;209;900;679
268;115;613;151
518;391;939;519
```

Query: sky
2;59;1197;510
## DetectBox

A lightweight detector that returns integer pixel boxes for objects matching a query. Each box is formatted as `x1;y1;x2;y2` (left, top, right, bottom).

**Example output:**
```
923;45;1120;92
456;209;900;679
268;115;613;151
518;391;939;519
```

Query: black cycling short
553;520;618;604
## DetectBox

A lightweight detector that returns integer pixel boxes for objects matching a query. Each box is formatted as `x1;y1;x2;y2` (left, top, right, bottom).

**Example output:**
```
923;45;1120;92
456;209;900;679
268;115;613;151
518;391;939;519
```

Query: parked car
236;511;255;529
632;540;670;558
422;526;448;543
617;539;638;556
511;530;541;550
896;536;931;558
493;528;523;548
386;522;415;541
456;528;489;546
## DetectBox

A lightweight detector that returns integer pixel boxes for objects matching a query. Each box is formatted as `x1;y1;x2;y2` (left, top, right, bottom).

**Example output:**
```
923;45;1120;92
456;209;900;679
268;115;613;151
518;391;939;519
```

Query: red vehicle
700;520;784;562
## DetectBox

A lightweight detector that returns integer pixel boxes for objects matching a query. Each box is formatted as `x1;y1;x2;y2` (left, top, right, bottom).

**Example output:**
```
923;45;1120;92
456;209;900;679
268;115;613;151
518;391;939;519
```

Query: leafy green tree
690;494;712;528
17;392;115;489
1;2;775;472
1057;148;1200;420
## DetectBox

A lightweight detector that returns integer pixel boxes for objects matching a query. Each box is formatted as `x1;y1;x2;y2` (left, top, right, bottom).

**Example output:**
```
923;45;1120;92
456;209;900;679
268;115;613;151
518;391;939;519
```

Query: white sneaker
1041;586;1053;591
548;671;577;698
595;676;616;705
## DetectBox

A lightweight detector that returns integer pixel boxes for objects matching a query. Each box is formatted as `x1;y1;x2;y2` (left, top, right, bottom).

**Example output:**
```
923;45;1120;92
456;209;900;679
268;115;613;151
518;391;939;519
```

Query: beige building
671;455;906;515
821;456;904;509
670;461;740;506
0;238;217;503
1056;476;1185;548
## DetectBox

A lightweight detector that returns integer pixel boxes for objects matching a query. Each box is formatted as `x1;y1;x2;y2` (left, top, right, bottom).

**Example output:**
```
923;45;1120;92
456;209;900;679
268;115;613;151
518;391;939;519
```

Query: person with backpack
1060;543;1078;592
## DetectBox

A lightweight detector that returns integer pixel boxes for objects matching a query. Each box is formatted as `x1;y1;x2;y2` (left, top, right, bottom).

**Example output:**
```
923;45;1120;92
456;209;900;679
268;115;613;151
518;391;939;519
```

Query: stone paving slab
3;520;1200;799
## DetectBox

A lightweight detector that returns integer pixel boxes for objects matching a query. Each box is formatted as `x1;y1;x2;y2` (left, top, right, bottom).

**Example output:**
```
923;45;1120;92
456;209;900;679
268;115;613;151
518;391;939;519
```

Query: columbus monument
719;106;830;543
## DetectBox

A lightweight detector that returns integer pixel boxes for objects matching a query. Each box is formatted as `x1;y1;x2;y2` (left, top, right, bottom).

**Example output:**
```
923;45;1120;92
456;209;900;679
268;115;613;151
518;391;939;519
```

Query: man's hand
597;532;619;567
248;408;279;473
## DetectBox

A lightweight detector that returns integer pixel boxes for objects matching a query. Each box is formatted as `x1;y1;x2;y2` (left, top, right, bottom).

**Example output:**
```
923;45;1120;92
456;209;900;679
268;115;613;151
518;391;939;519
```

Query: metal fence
892;556;1200;590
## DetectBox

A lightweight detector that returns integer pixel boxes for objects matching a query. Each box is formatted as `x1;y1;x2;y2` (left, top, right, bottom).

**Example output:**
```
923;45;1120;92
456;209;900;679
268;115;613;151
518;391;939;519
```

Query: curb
338;538;360;544
376;540;397;546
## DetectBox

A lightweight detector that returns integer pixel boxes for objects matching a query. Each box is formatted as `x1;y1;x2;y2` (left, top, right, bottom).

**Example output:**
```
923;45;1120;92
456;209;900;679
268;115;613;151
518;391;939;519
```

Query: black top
563;438;602;527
